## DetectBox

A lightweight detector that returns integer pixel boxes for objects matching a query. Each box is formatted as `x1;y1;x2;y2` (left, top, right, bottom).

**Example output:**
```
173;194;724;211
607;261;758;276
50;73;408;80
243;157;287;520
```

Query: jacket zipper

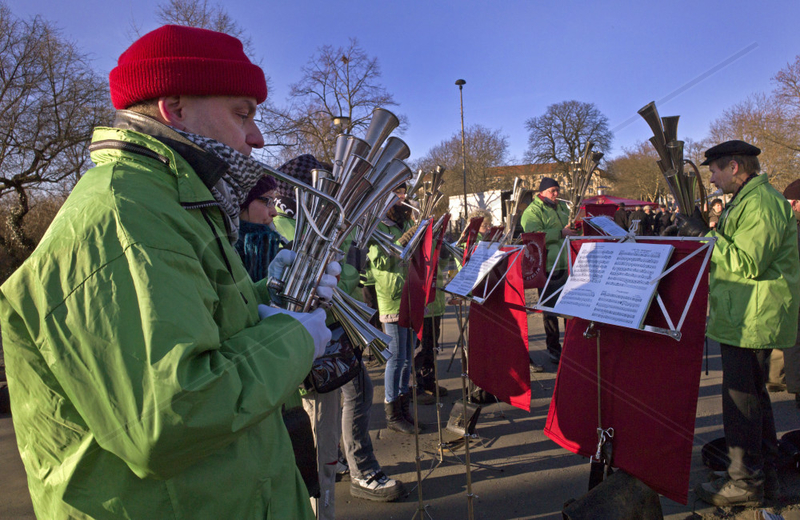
88;140;170;166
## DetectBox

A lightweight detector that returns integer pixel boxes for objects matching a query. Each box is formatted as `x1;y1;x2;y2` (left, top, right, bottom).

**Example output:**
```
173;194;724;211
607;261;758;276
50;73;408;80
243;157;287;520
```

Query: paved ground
3;304;800;519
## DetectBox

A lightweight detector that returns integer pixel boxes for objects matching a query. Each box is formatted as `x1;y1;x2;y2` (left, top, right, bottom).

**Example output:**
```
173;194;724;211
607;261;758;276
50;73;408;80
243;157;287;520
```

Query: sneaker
695;477;763;507
350;470;405;502
548;350;561;364
335;455;350;482
708;469;781;501
530;358;545;373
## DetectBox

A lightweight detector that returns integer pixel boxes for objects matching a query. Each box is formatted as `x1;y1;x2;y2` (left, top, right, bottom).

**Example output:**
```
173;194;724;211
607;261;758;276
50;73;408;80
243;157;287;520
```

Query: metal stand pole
457;301;476;520
411;324;433;520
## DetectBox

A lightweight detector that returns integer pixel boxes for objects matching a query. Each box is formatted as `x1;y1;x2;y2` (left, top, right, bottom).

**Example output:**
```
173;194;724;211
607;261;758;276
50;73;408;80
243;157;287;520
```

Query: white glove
316;261;341;303
258;305;331;359
267;251;340;306
267;249;296;282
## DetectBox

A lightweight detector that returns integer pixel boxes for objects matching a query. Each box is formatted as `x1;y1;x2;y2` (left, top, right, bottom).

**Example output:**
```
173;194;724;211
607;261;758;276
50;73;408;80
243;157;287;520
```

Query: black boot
399;394;424;432
385;400;415;434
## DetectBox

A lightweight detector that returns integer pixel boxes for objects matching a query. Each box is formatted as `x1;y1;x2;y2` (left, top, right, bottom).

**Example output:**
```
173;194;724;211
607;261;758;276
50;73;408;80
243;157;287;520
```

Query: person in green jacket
520;177;578;364
0;25;334;519
674;141;800;507
368;185;423;434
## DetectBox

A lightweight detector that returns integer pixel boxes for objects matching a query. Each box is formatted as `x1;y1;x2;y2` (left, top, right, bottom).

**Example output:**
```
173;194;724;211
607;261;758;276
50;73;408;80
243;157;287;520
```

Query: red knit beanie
109;25;267;109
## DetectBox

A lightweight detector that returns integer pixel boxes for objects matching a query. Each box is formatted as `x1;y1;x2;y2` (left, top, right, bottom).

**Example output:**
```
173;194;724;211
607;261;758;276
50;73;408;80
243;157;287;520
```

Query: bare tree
153;0;254;55
262;39;404;165
709;93;800;191
523;100;613;190
414;124;510;209
606;141;667;202
0;3;110;279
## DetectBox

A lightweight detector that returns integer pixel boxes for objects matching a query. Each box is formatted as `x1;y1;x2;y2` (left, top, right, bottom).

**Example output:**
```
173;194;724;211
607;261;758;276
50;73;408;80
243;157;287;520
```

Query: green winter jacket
0;119;315;519
706;174;800;349
520;195;571;272
272;212;296;244
367;220;409;319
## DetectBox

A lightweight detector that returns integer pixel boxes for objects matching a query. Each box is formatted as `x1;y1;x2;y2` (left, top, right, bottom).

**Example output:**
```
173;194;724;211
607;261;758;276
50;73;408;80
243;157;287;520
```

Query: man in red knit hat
0;25;330;519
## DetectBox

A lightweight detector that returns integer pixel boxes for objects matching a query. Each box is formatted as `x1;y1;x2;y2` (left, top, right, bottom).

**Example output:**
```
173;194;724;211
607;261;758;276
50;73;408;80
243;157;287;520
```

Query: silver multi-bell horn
567;142;604;227
265;107;414;364
638;101;707;218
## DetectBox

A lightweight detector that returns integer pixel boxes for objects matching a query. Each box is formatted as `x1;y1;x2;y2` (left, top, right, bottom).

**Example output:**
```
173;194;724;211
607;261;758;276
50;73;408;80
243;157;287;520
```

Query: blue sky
8;0;800;164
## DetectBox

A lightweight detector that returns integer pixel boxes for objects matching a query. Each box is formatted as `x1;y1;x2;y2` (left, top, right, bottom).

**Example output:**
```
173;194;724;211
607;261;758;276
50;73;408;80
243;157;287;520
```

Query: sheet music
584;215;627;236
552;241;674;329
444;241;508;297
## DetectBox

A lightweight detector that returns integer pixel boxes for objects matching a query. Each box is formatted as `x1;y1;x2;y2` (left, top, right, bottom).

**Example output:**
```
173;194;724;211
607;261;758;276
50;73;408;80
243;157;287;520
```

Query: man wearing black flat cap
520;177;577;364
687;140;800;507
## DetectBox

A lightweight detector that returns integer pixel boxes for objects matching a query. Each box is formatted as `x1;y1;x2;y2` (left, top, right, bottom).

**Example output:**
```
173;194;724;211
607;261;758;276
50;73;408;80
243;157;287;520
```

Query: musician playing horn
673;140;799;507
0;25;333;519
520;177;578;364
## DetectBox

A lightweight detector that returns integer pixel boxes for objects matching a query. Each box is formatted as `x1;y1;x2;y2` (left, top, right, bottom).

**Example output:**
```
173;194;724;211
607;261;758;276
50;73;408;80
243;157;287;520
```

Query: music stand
433;246;527;520
541;236;716;504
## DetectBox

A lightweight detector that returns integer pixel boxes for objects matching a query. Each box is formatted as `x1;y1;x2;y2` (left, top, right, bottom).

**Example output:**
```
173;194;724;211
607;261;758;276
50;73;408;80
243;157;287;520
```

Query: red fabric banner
468;248;531;411
543;239;710;504
461;216;484;264
399;219;434;339
425;214;450;305
520;232;547;289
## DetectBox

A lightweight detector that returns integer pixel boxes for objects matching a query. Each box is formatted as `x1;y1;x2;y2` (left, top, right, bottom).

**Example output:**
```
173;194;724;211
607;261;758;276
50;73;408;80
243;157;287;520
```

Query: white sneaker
334;455;349;482
350;469;405;502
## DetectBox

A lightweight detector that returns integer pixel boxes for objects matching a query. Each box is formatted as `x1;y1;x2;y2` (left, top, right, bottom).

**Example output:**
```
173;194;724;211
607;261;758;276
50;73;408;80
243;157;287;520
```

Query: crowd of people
613;201;673;236
0;23;799;519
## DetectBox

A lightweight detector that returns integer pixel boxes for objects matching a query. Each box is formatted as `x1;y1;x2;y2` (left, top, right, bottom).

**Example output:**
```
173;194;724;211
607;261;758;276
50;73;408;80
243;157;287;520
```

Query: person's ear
158;96;187;130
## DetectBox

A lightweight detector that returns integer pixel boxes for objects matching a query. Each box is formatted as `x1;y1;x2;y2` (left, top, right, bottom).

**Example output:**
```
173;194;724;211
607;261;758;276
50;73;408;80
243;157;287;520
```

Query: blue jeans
383;322;413;403
341;360;380;480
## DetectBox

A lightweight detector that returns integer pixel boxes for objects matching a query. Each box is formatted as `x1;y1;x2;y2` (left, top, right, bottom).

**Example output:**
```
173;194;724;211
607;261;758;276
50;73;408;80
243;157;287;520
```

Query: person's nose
246;121;265;150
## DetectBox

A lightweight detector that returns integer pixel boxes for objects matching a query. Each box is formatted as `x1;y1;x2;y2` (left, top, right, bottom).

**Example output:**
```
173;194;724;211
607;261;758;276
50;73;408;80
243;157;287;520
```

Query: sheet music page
552;241;674;329
584;216;628;236
444;241;508;297
401;218;431;257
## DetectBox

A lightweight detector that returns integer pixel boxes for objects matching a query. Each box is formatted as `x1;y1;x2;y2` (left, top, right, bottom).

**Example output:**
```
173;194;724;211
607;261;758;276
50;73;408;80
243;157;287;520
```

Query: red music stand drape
543;239;710;504
468;248;531;411
399;220;433;339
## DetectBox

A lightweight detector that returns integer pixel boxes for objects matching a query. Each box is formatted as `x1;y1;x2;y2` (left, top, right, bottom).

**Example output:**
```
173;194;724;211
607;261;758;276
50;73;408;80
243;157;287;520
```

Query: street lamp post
332;115;351;134
456;79;468;224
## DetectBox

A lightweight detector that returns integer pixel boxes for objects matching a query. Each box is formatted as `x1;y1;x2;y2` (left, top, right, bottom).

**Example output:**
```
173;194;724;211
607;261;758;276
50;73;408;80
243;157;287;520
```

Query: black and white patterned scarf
176;130;265;243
